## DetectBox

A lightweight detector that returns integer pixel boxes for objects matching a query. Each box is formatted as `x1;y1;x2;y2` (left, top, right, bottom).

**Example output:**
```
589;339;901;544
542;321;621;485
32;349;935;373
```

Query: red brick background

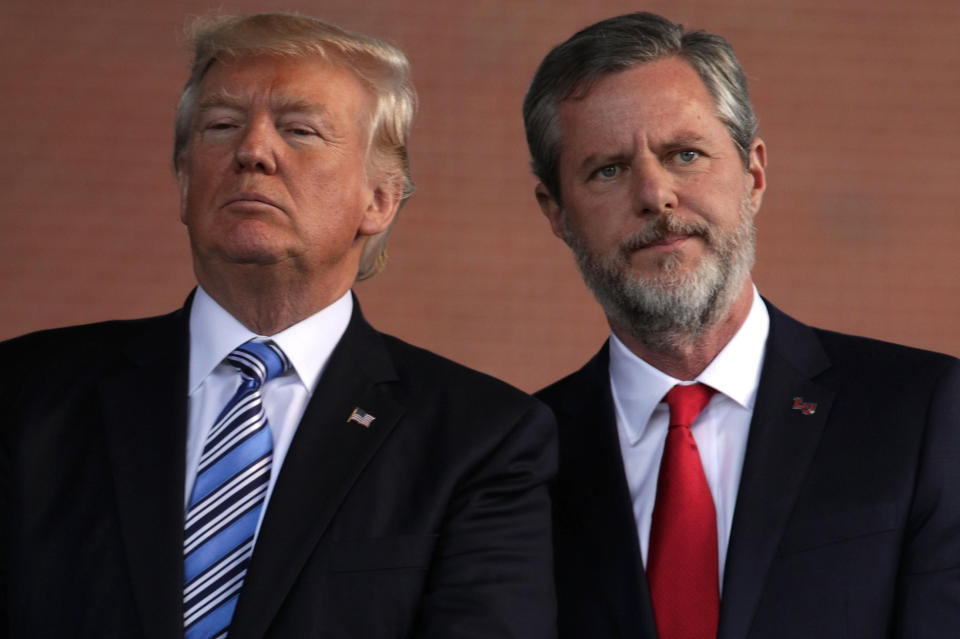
2;0;958;392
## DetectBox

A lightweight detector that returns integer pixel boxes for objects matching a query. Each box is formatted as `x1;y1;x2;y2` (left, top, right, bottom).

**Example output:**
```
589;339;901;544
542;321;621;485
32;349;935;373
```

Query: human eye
286;125;318;137
591;164;623;180
279;117;322;139
664;149;705;168
196;118;239;144
197;108;242;135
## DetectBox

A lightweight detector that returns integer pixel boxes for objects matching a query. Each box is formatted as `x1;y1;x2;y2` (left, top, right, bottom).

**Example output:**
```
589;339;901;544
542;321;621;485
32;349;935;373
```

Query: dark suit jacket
0;298;557;638
538;301;960;639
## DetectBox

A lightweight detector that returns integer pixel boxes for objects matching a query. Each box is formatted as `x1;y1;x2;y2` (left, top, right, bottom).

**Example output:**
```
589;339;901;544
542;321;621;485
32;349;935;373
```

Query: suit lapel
230;305;405;639
552;346;658;639
98;309;190;639
718;303;835;639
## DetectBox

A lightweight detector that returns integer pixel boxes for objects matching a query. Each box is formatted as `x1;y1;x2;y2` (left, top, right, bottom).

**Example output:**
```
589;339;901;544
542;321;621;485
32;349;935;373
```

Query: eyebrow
662;132;709;149
574;132;713;173
197;90;246;112
197;91;332;119
577;151;630;176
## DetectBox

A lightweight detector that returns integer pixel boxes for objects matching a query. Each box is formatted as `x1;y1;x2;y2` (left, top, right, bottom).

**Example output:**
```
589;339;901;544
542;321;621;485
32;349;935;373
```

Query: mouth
619;215;709;261
222;192;283;212
638;233;694;250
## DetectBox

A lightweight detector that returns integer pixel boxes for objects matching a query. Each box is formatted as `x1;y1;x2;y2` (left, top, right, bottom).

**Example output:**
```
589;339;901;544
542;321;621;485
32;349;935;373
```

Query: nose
234;119;278;174
632;158;678;215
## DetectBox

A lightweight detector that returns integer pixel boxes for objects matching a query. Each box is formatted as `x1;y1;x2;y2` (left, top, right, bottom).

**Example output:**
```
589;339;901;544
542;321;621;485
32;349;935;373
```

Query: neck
612;280;755;380
195;261;354;335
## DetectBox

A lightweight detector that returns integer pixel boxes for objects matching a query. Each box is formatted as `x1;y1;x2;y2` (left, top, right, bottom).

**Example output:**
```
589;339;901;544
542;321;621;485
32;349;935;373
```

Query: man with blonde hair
1;13;557;639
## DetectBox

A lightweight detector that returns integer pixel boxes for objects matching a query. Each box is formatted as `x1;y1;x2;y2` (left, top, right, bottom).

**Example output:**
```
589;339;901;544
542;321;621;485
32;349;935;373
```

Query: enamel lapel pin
347;407;376;428
792;397;817;415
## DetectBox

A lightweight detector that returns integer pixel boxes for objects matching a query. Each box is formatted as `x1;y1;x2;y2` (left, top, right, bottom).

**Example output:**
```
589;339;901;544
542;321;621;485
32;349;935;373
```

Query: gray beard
565;197;756;351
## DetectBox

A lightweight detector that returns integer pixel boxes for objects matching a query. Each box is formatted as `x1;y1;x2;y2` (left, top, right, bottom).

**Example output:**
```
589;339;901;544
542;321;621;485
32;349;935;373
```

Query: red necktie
647;383;719;639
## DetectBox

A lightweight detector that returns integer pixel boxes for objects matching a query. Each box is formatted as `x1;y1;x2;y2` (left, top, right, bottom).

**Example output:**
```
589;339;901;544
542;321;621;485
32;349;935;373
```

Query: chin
224;248;289;266
218;224;294;263
201;235;289;265
629;251;693;281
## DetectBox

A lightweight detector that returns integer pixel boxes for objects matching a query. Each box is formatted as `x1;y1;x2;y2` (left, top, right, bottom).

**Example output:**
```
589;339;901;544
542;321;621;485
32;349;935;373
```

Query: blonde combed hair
173;13;417;279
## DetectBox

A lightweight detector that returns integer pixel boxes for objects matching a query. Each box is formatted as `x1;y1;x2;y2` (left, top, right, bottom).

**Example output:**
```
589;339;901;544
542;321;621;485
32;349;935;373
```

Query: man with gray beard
524;12;960;639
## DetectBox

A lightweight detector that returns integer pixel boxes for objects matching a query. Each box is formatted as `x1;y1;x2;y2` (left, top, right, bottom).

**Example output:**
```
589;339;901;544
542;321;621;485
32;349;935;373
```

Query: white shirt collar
188;285;354;394
609;286;770;445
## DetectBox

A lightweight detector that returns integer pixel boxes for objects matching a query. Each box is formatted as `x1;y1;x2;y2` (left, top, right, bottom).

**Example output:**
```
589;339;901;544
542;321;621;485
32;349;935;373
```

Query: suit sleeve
0;340;17;639
895;359;960;638
0;412;8;639
412;401;558;639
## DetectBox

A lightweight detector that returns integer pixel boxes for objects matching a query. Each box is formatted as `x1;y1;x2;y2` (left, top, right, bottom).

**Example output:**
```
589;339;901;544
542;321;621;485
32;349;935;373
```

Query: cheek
293;185;363;238
569;185;633;225
185;161;225;203
563;211;620;254
302;166;369;208
677;181;728;219
178;168;222;228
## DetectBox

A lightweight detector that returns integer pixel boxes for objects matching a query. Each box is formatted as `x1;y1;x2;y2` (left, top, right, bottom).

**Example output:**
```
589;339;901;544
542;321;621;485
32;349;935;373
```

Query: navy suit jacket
538;301;960;639
0;298;557;638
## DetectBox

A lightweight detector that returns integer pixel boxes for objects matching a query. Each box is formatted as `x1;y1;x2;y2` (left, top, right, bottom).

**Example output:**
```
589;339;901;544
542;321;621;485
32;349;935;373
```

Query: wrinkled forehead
563;58;713;120
193;53;376;131
556;58;724;150
199;51;371;99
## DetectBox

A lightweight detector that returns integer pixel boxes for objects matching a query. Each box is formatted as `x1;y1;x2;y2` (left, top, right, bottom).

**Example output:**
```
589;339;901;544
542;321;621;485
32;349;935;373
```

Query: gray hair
522;12;757;204
173;13;417;280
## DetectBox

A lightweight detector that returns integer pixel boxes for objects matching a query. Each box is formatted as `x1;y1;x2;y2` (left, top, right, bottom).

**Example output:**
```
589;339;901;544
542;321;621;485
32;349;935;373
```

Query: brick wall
2;0;957;391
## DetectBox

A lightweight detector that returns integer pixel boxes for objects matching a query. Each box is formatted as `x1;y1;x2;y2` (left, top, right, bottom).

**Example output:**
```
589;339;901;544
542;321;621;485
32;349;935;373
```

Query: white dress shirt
609;287;769;590
185;286;353;538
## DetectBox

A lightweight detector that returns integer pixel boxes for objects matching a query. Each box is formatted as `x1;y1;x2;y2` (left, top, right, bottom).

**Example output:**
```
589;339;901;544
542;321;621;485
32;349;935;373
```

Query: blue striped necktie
183;340;290;639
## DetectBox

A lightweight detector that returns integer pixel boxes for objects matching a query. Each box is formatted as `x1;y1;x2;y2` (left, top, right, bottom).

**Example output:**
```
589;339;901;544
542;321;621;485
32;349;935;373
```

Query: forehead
557;56;730;154
196;53;374;123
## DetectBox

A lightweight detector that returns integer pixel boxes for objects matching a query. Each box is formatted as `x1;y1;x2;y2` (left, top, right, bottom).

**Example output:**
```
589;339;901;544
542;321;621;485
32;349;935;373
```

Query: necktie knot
663;383;715;429
226;340;290;387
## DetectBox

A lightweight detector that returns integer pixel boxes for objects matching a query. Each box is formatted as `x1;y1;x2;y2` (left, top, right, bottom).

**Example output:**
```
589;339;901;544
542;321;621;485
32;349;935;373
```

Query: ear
746;137;767;216
358;177;402;238
176;169;190;225
535;182;568;242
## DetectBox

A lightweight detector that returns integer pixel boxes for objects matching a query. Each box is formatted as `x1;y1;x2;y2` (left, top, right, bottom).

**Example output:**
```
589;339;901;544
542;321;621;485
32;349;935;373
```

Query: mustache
619;214;710;255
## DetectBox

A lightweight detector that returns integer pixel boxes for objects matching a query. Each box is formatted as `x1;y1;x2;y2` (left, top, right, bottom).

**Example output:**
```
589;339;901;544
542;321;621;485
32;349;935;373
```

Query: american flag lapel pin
347;407;376;428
